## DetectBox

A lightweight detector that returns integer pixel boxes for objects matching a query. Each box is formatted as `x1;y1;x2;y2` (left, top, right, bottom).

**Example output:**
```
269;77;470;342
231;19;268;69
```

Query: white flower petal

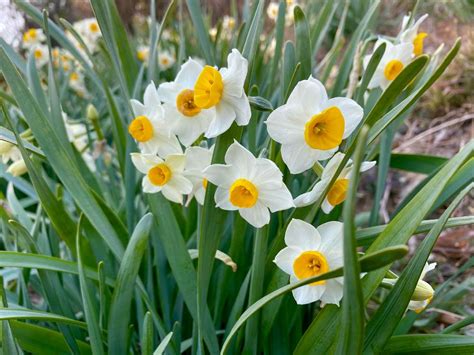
224;141;256;177
258;183;294;212
142;177;162;193
321;197;334;214
287;78;328;117
203;164;236;187
205;101;236;138
360;160;376;172
175;58;203;88
280;142;319;174
266;105;306;145
292;284;325;305
285;219;321;250
224;93;251;126
293;180;329;208
130;99;146;117
161;185;183;204
143;81;161;108
274;247;300;276
239;201;270;228
165;154;186;172
214;186;238;210
221;48;248;97
320;279;343;306
157;82;182;104
168;174;193;194
317;221;343;255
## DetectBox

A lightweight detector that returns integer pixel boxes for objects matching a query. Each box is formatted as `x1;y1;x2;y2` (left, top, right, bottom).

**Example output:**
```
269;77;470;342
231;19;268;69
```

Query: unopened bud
0;141;14;155
87;104;99;122
7;159;28;176
411;279;434;302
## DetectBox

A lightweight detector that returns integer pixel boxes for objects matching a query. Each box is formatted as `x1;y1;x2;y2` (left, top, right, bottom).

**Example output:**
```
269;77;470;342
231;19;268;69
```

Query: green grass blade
76;215;105;355
185;0;215;64
108;213;152;354
355;42;386;105
148;194;219;353
141;312;153;355
268;0;286;94
336;126;369;354
9;321;92;355
383;334;474;354
0;309;87;329
310;0;338;60
0;47;125;259
154;331;173;355
331;0;380;96
294;5;311;80
390;153;448;174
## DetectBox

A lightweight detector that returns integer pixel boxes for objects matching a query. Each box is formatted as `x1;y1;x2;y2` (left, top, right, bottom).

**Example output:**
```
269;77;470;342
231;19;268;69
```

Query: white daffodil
69;70;89;98
294;152;376;213
137;45;150;63
158;58;215;146
266;2;279;22
0;141;22;164
7;159;28;177
204;141;294;228
131;152;192;204
22;28;45;49
63;114;96;172
129;82;181;156
399;14;428;56
184;145;214;205
222;16;236;32
31;44;49;68
266;77;363;174
274;219;344;305
73;18;102;53
158;50;175;70
408;262;436;313
193;49;251;138
364;39;414;90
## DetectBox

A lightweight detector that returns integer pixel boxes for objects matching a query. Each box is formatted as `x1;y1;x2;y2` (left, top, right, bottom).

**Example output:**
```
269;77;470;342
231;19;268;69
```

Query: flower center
384;59;404;81
176;89;202;117
148;164;172;186
89;22;100;33
34;49;43;59
327;178;349;206
413;32;427;56
202;178;208;189
229;178;258;208
304;106;345;150
128;115;154;142
23;29;37;42
194;66;224;109
137;50;148;62
293;251;329;286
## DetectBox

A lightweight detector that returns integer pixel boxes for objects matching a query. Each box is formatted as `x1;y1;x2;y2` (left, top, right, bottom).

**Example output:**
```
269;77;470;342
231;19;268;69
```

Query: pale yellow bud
411;279;434;301
7;159;28;176
0;141;14;155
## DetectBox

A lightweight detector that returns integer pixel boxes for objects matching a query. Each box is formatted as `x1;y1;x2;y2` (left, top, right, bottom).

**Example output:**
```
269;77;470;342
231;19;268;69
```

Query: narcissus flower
131;152;192;204
137;45;150;63
158;50;175;70
31;45;49;68
266;77;363;174
408;262;436;313
69;71;89;98
184;145;214;205
193;49;251;138
399;14;428;56
0;141;22;164
158;58;214;146
73;18;102;53
7;159;28;177
129;82;181;156
294;152;375;213
204;141;294;228
266;2;279;21
364;40;413;90
22;28;45;49
274;219;344;305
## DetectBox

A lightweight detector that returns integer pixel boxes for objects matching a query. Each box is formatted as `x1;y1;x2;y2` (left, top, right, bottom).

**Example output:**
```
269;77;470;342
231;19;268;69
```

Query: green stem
243;225;269;354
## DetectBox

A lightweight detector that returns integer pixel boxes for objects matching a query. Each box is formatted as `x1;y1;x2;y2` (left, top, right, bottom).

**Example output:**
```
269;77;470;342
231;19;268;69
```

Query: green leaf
0;309;87;329
383;334;474;354
336;126;369;354
331;0;380;96
9;321;92;355
148;194;219;353
268;0;287;94
154;331;173;355
355;42;386;105
390;153;448;174
141;312;153;355
0;127;45;158
294;5;311;80
222;245;408;354
185;0;215;64
108;213;152;354
248;96;274;112
242;0;264;75
363;183;472;353
356;216;474;247
76;215;104;355
310;0;338;60
0;47;125;260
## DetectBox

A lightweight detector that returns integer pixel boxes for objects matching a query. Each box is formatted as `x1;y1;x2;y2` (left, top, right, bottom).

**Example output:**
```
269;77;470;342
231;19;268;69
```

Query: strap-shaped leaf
383;334;474;354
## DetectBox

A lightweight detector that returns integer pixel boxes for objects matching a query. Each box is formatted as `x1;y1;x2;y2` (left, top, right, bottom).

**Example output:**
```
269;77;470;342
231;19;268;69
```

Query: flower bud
7;159;28;176
87;103;99;122
411;279;434;301
0;141;14;155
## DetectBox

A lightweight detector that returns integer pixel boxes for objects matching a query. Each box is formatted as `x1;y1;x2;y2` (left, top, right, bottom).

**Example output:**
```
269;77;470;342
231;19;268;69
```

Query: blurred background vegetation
1;0;472;335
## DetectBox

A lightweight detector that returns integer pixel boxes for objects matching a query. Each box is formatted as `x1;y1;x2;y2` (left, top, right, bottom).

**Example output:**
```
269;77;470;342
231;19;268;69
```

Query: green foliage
0;1;472;354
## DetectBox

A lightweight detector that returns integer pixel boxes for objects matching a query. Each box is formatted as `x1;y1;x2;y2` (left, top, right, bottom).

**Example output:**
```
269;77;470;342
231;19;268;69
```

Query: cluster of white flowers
209;15;237;41
21;28;48;68
266;0;297;26
364;14;428;90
